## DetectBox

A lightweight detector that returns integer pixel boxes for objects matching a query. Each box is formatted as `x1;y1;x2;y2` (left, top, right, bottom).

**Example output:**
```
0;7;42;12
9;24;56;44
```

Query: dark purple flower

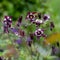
4;16;12;27
3;16;12;33
15;38;22;44
34;29;44;37
50;22;55;31
43;14;50;21
17;16;22;27
26;12;36;22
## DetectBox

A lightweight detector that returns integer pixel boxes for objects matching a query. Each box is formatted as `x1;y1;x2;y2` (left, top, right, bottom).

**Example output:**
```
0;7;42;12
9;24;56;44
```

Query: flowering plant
0;12;60;60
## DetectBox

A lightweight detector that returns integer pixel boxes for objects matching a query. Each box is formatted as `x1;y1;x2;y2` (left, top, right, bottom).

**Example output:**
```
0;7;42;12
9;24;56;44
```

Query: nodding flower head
4;16;12;23
43;14;50;21
50;22;55;31
3;16;12;28
17;16;22;27
26;12;36;22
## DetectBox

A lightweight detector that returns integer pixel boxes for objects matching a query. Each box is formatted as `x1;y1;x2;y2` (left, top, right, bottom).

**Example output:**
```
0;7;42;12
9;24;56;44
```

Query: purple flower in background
26;12;36;22
30;33;34;40
50;22;55;31
51;46;60;56
34;28;47;38
43;14;50;21
16;16;22;27
15;38;22;44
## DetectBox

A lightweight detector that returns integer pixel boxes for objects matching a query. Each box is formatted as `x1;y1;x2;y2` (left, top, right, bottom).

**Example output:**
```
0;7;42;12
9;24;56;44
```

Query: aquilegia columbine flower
34;19;43;26
3;16;12;33
34;28;47;38
43;14;50;21
26;12;36;22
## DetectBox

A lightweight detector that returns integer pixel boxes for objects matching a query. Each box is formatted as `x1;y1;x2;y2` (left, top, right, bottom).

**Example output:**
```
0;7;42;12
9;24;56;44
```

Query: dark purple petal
27;41;32;47
43;14;50;21
26;12;36;22
42;34;47;38
50;22;55;31
17;16;22;27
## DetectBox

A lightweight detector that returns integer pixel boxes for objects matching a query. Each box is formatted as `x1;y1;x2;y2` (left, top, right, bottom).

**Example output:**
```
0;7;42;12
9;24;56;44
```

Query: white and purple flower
3;16;12;33
43;14;50;21
34;19;43;26
26;12;36;22
34;28;47;38
3;16;12;27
